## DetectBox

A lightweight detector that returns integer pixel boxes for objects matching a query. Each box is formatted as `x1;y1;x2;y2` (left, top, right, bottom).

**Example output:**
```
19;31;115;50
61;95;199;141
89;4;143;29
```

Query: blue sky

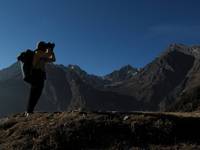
0;0;200;75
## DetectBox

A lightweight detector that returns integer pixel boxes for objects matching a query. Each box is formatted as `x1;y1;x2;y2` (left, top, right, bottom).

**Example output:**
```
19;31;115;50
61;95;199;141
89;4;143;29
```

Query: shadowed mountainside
0;62;141;117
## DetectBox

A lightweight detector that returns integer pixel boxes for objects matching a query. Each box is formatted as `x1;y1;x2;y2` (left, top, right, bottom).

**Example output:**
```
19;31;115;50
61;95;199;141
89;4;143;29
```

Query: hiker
18;41;56;116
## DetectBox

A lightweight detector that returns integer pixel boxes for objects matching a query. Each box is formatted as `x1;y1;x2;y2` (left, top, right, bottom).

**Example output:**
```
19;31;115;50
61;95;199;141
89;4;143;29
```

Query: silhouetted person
26;41;56;116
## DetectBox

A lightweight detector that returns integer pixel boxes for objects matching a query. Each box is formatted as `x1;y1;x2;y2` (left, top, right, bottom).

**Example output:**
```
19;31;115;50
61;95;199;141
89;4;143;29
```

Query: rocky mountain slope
1;111;200;150
104;44;200;111
1;43;200;116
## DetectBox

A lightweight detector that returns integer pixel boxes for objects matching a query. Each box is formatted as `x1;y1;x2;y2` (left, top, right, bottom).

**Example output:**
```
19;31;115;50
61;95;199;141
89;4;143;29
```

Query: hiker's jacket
32;49;56;71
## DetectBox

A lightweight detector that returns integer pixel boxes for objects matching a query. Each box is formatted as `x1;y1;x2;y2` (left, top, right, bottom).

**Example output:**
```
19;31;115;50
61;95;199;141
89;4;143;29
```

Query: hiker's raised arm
49;51;56;62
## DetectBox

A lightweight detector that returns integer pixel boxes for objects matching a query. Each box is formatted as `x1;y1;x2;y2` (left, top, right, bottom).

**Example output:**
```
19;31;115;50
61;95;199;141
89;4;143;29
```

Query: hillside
1;111;200;150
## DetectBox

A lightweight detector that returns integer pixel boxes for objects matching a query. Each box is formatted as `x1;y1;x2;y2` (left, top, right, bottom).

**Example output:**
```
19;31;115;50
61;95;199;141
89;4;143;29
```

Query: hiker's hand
40;55;55;62
51;52;56;62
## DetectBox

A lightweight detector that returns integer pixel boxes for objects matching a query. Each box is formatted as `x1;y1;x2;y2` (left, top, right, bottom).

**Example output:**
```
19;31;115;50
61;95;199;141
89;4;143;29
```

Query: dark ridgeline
1;43;200;116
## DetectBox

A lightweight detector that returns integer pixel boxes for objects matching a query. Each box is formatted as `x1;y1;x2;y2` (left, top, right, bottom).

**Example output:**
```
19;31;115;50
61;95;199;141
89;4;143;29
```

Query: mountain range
1;43;200;116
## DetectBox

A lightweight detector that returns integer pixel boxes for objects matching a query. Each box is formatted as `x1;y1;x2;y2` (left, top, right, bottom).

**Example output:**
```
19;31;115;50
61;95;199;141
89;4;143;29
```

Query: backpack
17;49;34;83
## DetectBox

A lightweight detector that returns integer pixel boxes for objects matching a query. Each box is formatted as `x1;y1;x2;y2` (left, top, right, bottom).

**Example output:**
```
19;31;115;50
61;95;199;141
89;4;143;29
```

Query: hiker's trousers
27;78;45;113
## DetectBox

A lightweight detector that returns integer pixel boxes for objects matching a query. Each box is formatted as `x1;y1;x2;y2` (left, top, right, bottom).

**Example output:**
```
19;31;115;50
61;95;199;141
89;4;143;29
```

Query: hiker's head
37;41;47;52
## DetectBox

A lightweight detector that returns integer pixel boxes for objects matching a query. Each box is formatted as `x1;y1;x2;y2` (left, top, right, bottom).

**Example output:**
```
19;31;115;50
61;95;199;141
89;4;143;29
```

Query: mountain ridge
1;43;200;116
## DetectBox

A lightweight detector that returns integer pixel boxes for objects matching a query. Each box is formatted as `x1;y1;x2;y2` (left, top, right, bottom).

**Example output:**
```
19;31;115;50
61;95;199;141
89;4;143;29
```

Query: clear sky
0;0;200;75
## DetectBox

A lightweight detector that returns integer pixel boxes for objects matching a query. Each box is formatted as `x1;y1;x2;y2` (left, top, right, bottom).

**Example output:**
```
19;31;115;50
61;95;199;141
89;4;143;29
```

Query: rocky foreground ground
1;111;200;150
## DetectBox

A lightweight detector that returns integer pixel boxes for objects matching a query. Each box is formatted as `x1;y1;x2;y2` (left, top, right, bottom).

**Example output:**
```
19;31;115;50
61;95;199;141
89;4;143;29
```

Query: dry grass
1;111;200;150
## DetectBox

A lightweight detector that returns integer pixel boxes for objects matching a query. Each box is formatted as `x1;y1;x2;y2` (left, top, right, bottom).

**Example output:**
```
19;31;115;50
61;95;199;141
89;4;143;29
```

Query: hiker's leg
27;80;44;113
33;81;44;108
27;85;37;113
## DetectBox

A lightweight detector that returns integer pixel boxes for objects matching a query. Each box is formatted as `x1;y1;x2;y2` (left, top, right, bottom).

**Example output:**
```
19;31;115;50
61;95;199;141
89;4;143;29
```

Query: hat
37;41;47;50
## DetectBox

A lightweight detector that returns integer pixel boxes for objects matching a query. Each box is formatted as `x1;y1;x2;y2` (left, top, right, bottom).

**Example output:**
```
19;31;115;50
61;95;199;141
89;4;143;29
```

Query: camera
37;41;55;52
46;42;55;52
